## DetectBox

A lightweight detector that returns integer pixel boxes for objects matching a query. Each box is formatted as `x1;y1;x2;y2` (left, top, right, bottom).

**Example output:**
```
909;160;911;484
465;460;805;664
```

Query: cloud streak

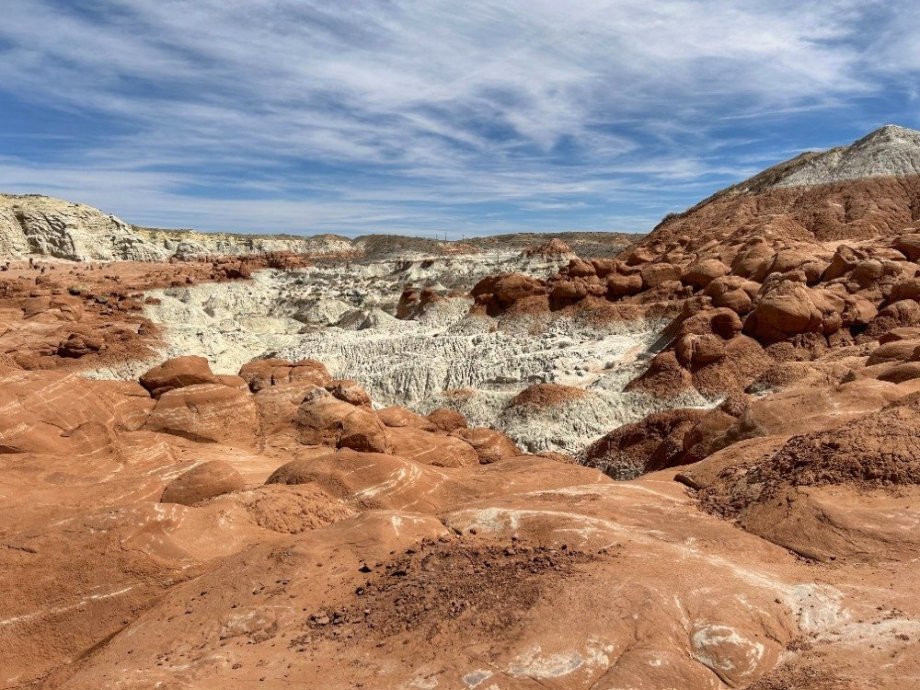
0;0;918;236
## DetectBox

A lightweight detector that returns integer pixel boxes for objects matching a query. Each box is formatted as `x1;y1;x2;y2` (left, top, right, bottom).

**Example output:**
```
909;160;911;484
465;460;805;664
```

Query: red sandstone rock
239;357;331;393
640;262;682;289
296;388;391;453
160;460;246;506
894;233;920;261
388;426;479;467
867;339;920;365
682;258;729;289
140;355;221;398
508;383;586;408
449;427;521;464
326;378;372;406
145;383;260;447
471;272;546;314
56;330;105;358
377;406;438;431
744;281;827;340
522;237;572;257
426;407;468;432
254;380;324;436
580;408;706;478
606;272;642;298
675;333;725;367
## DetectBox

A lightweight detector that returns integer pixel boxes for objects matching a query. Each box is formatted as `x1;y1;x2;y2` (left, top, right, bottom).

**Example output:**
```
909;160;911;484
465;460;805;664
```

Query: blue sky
0;1;918;237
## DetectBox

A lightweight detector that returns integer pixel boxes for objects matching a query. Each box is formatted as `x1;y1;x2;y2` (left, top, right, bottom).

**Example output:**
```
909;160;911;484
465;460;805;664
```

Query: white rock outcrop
0;194;355;261
90;254;710;453
772;124;920;189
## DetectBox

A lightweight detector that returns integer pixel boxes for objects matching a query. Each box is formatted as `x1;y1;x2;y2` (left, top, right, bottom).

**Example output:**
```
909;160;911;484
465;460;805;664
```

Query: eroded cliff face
0;193;637;262
0;194;357;261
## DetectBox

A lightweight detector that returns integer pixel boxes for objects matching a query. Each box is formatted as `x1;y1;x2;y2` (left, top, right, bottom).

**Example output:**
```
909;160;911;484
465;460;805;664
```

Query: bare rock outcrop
450;426;521;464
579;407;707;479
426;407;468;432
145;382;260;447
140;355;221;398
238;357;331;393
295;387;392;453
160;460;246;506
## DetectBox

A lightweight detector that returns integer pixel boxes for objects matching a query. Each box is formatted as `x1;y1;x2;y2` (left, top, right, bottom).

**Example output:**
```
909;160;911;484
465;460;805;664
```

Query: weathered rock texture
469;125;920;403
3;126;920;690
0;355;917;690
0;193;635;262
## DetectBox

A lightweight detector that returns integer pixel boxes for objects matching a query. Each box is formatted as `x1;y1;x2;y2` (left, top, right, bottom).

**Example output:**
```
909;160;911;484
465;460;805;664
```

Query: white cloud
0;0;916;235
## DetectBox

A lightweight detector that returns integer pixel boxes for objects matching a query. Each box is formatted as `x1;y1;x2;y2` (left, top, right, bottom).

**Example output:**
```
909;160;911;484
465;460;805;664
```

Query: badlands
1;124;920;689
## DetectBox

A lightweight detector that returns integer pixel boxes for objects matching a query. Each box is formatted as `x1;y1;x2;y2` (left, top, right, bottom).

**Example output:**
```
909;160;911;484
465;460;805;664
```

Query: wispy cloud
0;0;917;236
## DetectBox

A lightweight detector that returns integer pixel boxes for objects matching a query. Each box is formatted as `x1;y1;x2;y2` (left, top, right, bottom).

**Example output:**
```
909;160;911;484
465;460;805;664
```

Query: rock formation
0;193;634;262
471;125;920;402
2;125;920;689
0;351;916;689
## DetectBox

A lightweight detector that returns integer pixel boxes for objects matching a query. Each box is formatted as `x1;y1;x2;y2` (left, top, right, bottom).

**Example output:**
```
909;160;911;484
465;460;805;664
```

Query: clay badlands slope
1;125;920;690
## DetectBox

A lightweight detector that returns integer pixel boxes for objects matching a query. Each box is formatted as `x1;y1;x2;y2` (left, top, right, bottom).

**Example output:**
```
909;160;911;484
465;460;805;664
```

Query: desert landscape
1;123;920;689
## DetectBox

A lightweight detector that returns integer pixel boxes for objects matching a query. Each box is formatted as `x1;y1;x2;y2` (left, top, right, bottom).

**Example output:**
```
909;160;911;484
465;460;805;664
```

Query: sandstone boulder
875;361;920;383
449;427;521;464
579;408;707;479
57;330;104;358
470;273;546;314
640;262;681;290
426;407;468;432
675;333;726;368
868;299;920;336
145;383;260;447
255;381;325;436
239;357;330;393
849;258;884;289
867;339;920;366
160;460;245;506
395;286;441;320
140;356;220;399
703;275;759;314
679;307;742;340
589;258;619;277
894;233;920;262
744;281;832;341
377;406;438;431
767;247;813;275
388;426;479;467
889;277;920;302
625;350;694;397
566;258;596;277
523;237;572;257
296;388;391;453
730;241;775;281
549;279;588;307
217;374;249;391
821;244;863;281
606;272;643;298
709;309;744;339
841;294;878;327
682;259;729;289
880;326;920;344
326;379;372;406
507;383;586;408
